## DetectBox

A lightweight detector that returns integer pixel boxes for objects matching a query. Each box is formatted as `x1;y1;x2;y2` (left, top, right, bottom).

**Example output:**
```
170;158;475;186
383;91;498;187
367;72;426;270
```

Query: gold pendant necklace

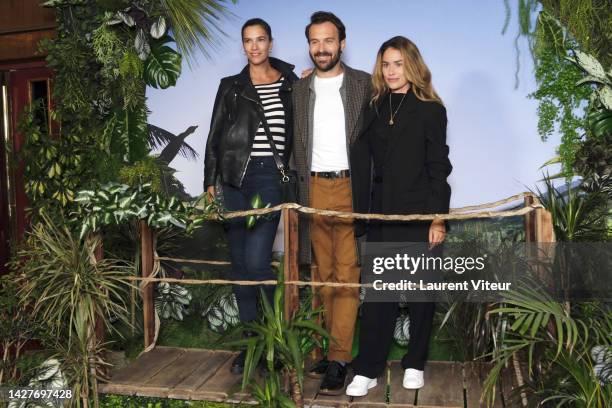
389;92;407;125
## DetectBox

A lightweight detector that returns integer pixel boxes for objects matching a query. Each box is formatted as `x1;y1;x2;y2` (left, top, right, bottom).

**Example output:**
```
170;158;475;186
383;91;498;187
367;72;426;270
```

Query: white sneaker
402;368;424;389
346;375;377;397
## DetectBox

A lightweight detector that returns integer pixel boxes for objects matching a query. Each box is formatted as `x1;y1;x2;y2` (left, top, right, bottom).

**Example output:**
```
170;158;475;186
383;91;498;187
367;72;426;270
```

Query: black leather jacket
204;57;299;189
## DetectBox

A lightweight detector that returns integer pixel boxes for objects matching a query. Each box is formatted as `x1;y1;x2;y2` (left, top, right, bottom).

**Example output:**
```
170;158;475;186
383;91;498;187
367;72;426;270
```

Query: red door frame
0;59;53;275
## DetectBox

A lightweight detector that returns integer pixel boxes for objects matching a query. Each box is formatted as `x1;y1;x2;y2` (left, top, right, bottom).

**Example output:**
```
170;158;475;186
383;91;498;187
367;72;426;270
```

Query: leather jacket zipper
238;93;264;186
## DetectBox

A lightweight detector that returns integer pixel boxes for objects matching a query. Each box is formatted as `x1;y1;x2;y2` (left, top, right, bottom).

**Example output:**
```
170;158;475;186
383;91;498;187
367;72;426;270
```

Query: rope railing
154;192;541;267
135;192;551;352
196;192;540;221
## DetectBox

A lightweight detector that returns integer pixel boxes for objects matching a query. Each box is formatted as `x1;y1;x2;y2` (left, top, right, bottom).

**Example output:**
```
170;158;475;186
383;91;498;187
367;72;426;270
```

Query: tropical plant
10;213;135;407
392;314;411;347
73;182;210;238
154;0;237;65
224;268;328;408
482;282;612;407
25;0;233;218
534;176;609;241
0;274;40;385
502;3;611;178
156;281;193;321
7;358;69;408
202;292;240;332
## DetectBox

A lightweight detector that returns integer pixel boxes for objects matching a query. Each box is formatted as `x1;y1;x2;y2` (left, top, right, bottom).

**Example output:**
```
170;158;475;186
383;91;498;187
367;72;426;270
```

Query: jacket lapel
342;67;364;144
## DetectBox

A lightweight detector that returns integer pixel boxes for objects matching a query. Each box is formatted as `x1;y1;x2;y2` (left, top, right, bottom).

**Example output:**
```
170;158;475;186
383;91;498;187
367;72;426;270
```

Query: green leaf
144;36;182;89
570;50;607;82
150;16;167;39
598;86;612;111
135;28;151;60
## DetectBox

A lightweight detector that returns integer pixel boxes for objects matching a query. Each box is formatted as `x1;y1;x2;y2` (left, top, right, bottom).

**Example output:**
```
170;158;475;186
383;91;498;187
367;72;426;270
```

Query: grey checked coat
291;63;372;264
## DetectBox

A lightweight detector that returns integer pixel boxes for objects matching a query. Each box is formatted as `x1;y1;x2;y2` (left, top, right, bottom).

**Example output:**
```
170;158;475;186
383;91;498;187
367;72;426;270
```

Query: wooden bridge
100;347;516;407
98;194;553;407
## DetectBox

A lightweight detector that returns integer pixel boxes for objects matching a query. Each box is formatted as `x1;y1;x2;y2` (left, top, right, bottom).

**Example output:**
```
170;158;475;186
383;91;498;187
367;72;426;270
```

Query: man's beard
310;49;342;72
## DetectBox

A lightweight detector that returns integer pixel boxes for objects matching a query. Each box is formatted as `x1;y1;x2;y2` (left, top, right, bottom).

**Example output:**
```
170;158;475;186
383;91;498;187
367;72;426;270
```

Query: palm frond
156;0;236;66
148;124;199;161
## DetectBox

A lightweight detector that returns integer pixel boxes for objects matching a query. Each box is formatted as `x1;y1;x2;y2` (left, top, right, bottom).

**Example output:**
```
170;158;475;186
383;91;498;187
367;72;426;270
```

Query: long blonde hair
371;36;443;106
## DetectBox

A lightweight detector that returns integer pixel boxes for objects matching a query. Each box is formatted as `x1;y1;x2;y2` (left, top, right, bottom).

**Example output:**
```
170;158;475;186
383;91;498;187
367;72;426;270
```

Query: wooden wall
0;0;57;63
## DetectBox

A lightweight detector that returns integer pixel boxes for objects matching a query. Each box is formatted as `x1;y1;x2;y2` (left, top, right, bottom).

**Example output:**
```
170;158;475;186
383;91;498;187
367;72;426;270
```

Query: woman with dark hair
346;36;452;396
203;18;299;374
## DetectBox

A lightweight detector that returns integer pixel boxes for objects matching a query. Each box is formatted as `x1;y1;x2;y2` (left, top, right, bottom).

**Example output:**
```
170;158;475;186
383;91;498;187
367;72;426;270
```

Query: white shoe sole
402;380;424;389
346;378;378;397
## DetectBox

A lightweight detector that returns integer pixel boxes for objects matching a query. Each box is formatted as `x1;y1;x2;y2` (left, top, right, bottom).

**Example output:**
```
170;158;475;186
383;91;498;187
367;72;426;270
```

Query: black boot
230;330;256;375
230;350;247;374
319;361;348;396
308;357;330;379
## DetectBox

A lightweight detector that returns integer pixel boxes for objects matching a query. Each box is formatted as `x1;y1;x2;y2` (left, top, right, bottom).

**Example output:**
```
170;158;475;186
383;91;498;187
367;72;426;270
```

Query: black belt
310;170;350;179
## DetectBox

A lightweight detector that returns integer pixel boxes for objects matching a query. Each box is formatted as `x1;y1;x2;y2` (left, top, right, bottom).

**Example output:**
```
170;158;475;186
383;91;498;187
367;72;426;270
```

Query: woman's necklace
389;92;407;125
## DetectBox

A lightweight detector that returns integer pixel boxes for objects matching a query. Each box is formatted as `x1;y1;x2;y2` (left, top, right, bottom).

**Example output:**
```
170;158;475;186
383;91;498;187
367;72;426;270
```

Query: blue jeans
222;157;281;322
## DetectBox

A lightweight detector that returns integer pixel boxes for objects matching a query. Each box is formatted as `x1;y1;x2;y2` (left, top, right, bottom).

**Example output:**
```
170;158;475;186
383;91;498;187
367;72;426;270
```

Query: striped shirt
251;78;286;157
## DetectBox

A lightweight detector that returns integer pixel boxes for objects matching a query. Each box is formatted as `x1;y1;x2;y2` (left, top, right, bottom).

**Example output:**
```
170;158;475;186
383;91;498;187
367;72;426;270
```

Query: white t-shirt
311;73;348;171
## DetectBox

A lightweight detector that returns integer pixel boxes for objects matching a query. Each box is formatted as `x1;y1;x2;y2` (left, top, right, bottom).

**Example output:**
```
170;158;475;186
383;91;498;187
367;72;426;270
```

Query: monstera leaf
144;36;182;89
588;109;612;139
393;314;411;346
105;106;149;163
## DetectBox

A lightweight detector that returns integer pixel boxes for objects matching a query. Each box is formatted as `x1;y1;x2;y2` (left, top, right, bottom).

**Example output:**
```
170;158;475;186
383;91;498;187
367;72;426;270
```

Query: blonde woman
347;36;452;396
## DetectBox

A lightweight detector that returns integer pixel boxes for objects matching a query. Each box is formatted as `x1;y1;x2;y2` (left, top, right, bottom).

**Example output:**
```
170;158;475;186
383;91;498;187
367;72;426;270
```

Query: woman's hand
428;217;446;249
301;68;314;78
206;185;215;201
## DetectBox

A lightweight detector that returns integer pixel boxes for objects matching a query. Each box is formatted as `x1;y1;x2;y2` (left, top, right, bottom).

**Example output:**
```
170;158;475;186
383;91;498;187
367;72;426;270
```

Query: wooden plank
463;361;503;408
349;362;391;407
302;371;349;407
169;350;233;399
145;349;213;389
192;351;242;400
498;361;520;408
414;361;463;408
0;0;56;34
108;347;184;385
388;361;416;407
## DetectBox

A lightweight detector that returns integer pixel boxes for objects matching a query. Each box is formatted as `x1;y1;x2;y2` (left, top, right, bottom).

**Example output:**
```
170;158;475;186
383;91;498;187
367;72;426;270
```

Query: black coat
204;57;299;189
350;89;452;242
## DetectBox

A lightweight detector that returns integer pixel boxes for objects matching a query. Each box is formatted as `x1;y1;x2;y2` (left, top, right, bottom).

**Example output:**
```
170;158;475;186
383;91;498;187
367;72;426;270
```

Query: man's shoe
346;375;377;397
402;368;424;389
308;358;330;379
318;361;348;396
230;350;247;375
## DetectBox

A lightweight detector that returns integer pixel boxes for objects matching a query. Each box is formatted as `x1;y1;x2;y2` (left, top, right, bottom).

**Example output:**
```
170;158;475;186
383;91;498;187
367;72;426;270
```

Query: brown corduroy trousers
309;175;360;362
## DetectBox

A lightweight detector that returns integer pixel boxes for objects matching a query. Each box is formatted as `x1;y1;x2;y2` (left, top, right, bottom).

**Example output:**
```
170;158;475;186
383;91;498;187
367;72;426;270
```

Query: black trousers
352;179;436;378
351;301;435;378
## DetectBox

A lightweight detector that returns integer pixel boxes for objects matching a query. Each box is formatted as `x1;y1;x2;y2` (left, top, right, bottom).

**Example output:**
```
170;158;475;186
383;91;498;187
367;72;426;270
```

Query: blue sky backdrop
147;0;559;208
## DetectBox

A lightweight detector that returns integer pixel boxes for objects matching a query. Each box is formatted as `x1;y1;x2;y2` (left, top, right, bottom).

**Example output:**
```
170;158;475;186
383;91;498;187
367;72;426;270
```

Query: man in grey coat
291;11;371;395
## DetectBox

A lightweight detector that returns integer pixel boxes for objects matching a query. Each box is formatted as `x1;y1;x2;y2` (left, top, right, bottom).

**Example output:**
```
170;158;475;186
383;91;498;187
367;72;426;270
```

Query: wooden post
524;194;536;243
140;221;155;348
283;208;299;320
536;206;555;243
